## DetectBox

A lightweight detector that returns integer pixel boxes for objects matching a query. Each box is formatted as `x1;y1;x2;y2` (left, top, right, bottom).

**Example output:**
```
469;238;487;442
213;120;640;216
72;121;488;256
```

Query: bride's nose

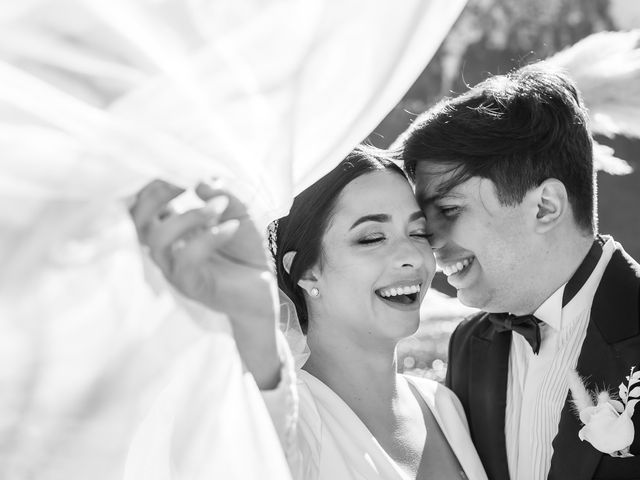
393;237;436;273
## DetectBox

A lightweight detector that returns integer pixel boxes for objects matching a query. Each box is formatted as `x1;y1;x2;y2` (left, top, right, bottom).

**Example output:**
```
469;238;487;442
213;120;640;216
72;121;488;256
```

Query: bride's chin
388;314;421;339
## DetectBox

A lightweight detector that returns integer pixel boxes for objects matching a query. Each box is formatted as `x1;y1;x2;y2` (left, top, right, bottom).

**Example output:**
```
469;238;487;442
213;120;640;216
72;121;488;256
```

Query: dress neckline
298;370;465;479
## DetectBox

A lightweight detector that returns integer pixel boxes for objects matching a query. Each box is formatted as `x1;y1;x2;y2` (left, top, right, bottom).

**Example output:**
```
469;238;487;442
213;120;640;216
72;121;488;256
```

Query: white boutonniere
567;366;640;457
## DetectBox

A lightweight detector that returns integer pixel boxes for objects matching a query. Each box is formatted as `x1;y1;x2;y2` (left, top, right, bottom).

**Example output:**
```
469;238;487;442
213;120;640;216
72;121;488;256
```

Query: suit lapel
469;318;511;480
547;320;611;480
548;248;640;480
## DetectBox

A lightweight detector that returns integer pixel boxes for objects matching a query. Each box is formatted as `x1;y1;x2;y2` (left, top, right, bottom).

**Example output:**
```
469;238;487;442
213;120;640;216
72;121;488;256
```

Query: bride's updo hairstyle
268;146;407;333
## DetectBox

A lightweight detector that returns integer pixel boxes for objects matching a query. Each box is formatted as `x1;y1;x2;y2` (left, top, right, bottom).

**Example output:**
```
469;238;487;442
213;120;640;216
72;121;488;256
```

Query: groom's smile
438;253;478;290
414;162;542;313
440;256;475;277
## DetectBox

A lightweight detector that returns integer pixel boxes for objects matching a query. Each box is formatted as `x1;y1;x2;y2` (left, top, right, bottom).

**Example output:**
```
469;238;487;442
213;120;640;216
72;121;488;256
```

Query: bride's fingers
194;181;248;221
130;180;185;239
170;219;240;279
147;201;229;272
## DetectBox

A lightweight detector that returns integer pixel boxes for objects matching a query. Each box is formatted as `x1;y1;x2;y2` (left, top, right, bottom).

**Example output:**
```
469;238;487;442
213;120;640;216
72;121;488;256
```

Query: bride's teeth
378;284;421;298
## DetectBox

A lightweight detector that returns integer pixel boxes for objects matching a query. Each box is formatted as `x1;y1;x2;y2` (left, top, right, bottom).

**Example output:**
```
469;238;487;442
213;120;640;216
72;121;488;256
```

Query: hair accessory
310;287;320;297
267;219;279;258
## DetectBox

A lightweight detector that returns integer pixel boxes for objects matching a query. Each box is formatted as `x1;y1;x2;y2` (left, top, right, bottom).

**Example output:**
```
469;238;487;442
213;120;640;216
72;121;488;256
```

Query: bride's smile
303;169;435;340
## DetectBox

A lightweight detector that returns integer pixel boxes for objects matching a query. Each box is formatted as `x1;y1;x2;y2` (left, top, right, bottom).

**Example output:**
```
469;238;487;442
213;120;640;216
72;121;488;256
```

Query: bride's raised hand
130;179;274;316
130;179;281;388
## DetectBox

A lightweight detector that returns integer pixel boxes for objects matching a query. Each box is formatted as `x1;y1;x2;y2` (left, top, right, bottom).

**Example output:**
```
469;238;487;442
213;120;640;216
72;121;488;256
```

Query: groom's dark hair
400;63;596;233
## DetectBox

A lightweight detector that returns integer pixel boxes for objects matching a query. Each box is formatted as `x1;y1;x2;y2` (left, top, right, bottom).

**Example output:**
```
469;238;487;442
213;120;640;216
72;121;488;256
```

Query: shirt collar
533;235;615;332
534;284;564;331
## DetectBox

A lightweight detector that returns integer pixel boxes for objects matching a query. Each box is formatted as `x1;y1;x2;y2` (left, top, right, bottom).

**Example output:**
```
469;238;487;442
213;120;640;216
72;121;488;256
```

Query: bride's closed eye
358;234;385;245
410;230;431;241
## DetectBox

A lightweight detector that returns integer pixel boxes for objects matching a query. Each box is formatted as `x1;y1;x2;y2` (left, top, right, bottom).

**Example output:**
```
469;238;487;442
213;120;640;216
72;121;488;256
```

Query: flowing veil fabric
0;1;466;479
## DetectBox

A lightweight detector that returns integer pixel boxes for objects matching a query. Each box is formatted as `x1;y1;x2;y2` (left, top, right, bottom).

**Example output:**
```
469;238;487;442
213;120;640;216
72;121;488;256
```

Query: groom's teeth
442;257;473;276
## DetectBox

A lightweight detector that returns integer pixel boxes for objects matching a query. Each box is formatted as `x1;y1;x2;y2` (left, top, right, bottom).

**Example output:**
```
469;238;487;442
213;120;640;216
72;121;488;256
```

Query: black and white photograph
1;1;639;479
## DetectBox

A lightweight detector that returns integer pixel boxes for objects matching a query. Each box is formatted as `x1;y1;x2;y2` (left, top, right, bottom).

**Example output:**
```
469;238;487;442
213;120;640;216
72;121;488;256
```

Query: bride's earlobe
283;250;319;296
298;275;318;297
299;272;319;299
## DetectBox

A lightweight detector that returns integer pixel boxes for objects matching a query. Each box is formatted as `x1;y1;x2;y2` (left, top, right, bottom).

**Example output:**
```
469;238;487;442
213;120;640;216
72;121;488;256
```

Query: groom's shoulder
450;311;491;345
598;238;640;297
611;240;640;277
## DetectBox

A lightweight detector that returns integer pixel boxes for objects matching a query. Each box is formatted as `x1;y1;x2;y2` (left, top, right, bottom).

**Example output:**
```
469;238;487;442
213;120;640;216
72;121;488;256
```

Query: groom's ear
533;179;567;232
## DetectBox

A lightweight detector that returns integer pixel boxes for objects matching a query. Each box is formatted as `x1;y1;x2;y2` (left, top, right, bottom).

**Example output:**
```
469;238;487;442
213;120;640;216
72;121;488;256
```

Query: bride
130;146;487;480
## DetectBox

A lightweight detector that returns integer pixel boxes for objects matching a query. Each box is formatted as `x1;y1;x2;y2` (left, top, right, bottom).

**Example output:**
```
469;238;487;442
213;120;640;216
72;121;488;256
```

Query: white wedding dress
0;1;466;479
261;331;488;480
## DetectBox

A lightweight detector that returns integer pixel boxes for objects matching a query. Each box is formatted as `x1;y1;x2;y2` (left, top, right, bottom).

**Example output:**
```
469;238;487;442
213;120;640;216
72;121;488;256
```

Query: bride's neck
303;326;400;406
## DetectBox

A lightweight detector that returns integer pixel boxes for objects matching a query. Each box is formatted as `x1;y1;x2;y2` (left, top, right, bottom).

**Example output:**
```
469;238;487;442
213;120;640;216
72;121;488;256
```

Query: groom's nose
428;229;446;250
425;217;448;251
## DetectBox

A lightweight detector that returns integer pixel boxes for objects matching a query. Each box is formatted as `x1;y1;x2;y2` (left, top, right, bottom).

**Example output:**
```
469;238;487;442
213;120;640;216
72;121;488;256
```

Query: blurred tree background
374;0;640;380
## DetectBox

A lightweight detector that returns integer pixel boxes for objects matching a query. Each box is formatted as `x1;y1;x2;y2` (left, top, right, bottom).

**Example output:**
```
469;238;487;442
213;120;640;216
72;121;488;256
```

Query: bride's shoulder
403;375;461;408
403;375;469;428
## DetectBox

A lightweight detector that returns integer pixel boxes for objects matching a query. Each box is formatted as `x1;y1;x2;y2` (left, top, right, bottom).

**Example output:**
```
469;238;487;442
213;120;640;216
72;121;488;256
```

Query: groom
398;64;640;480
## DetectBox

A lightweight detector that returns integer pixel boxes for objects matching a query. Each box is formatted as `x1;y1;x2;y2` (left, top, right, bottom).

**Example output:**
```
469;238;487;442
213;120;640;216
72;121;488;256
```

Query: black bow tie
487;238;605;356
489;313;542;354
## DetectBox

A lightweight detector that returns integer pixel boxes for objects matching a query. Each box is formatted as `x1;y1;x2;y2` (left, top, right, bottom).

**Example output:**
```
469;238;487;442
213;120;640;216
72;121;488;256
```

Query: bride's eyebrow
408;211;425;222
349;211;424;230
349;214;390;230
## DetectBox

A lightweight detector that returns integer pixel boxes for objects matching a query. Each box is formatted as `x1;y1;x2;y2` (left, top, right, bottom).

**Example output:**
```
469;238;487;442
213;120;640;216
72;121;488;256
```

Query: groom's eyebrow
417;187;460;207
417;191;443;207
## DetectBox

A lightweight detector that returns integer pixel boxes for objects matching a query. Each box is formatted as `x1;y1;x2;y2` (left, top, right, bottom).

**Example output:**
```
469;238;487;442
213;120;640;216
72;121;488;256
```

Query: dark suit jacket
446;244;640;480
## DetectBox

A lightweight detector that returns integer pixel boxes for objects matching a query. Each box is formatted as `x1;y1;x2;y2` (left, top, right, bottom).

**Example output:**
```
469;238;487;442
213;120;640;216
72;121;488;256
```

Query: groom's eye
439;206;461;218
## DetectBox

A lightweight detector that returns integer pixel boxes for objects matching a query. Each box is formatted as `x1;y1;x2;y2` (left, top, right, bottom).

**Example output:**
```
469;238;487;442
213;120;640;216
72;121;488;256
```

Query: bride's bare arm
130;179;282;389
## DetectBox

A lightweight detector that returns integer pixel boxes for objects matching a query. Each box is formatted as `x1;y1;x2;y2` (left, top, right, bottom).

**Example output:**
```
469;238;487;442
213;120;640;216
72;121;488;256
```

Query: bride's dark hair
268;145;407;333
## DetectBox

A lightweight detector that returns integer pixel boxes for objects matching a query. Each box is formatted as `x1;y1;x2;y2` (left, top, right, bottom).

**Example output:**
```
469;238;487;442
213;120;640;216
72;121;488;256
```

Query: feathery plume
567;368;594;413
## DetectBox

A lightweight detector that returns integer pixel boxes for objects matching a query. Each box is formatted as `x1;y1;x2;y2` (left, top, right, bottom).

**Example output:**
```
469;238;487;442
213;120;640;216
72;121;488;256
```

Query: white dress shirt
505;237;615;480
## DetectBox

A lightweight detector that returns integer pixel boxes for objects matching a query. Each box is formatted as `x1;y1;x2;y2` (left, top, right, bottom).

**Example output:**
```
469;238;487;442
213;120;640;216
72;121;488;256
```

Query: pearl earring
310;287;320;297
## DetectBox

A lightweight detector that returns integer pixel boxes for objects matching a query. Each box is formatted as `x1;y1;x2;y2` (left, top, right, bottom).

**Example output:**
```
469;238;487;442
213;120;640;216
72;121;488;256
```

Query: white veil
0;1;466;479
